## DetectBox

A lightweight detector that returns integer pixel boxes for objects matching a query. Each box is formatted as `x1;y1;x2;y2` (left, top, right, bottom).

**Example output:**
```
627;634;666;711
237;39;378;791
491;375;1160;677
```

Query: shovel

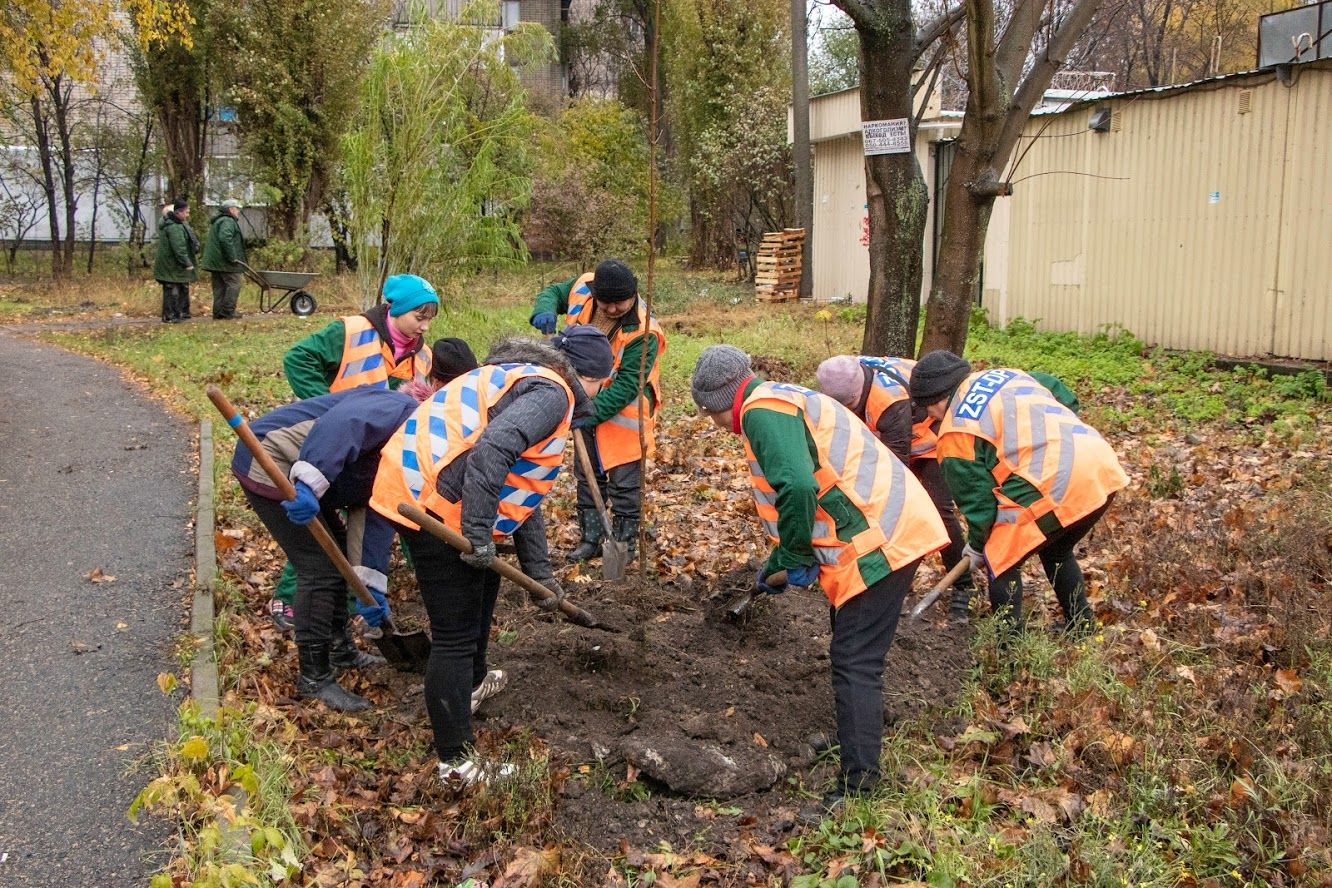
395;502;620;634
906;559;973;625
573;432;628;581
725;569;789;622
207;386;431;672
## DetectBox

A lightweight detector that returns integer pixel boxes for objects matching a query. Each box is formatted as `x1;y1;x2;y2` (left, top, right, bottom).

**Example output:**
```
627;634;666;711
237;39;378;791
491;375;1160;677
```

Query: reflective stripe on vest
936;368;1128;575
370;363;573;537
333;315;432;392
564;273;668;470
741;381;948;608
857;356;938;460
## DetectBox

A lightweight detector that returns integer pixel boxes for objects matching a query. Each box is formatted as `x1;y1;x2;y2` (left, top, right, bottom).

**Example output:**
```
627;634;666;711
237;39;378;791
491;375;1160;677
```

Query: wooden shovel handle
572;432;614;538
395;502;604;628
206;386;388;621
908;558;973;622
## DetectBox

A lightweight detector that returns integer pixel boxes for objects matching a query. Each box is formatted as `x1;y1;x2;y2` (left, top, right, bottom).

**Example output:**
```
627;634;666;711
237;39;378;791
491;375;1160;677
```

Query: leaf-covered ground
24;269;1332;886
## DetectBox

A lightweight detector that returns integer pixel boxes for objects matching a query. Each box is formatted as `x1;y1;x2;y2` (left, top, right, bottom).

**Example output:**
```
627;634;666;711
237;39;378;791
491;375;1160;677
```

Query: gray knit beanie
909;350;972;403
691;345;753;414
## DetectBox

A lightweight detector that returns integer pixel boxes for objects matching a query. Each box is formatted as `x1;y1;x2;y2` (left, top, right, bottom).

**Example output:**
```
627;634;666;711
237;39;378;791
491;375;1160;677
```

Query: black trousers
828;558;922;793
573;427;643;520
160;282;190;321
245;491;348;646
399;525;500;763
211;271;242;318
911;458;970;587
987;498;1113;630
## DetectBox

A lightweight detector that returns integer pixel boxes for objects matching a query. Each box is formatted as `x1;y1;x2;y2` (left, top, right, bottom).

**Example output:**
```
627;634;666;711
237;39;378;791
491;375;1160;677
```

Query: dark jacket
231;388;419;507
153;213;198;283
201;212;245;273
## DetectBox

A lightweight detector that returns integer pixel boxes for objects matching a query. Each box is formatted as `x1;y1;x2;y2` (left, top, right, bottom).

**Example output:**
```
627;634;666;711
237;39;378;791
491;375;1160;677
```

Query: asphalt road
0;333;192;886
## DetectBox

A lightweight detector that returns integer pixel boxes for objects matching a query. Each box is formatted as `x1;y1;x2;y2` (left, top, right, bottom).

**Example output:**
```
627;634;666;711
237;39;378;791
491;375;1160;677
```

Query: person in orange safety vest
817;354;975;620
909;350;1128;636
283;273;439;400
369;328;614;787
528;260;665;563
691;345;948;810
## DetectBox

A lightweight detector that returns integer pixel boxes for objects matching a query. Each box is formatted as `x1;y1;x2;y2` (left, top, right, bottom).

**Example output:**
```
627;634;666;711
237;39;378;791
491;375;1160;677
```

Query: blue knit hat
552;324;614;378
383;274;440;316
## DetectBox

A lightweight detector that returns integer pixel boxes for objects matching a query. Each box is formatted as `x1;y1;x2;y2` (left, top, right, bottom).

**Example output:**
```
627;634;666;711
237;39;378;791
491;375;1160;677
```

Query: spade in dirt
725;568;789;622
573;432;629;581
207;385;431;672
396;501;622;634
906;559;972;624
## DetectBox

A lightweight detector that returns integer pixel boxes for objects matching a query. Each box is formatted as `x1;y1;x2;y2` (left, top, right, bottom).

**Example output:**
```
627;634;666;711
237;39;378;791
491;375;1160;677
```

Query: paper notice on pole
862;118;911;156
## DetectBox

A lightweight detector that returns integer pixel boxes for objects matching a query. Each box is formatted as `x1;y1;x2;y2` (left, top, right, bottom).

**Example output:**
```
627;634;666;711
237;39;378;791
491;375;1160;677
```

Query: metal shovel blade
601;538;629;581
367;625;431;673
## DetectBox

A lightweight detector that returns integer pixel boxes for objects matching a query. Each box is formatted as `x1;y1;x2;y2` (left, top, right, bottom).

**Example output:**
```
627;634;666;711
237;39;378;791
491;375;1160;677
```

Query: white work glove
961;543;986;571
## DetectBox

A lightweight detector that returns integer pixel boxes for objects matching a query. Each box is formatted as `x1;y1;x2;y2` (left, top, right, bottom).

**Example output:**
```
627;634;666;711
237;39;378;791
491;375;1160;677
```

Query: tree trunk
919;145;991;354
30;97;62;278
791;0;813;299
858;21;927;358
52;77;77;276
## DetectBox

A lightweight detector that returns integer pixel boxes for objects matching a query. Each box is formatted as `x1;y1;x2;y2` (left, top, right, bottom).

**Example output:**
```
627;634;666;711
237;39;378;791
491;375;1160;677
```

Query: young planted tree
211;0;387;239
919;0;1103;355
341;0;553;299
830;0;963;357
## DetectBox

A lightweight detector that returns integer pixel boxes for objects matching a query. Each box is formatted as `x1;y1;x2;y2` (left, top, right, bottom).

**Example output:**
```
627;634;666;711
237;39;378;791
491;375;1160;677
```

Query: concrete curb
191;419;220;718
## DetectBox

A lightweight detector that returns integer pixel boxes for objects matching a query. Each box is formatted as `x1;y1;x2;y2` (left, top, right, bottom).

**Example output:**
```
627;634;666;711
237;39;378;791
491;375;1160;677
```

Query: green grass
131;701;305;888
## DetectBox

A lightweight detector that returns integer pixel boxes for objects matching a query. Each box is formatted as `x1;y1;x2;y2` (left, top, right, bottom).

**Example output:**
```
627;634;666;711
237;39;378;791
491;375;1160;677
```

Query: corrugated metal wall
812;135;871;301
998;66;1331;360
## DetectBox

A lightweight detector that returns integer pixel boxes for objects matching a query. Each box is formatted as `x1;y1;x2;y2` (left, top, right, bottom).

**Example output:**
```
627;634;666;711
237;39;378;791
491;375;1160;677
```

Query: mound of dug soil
422;564;973;858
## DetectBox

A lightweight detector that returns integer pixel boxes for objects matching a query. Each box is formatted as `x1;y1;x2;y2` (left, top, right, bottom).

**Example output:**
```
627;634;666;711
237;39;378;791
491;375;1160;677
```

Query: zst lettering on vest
955;369;1016;421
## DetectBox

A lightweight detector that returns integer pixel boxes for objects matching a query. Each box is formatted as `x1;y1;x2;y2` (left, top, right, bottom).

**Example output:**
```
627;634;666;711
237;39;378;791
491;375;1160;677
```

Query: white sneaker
470;669;507;713
437;757;516;787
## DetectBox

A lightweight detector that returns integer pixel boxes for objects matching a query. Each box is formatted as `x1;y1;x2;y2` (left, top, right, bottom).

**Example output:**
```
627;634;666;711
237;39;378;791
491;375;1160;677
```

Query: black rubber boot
296;642;370;712
612;516;639;561
568;508;605;562
330;625;387;675
948;580;975;622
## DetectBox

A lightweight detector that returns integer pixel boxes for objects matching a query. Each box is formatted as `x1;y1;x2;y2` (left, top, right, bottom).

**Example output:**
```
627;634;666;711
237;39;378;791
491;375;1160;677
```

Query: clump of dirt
383;562;974;865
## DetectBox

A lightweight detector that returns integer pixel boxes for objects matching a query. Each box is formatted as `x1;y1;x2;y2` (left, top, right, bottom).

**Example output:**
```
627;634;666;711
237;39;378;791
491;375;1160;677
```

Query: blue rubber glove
571;416;593;430
786;564;820;588
356;587;391;628
282;481;320;525
530;311;558;335
755;566;786;595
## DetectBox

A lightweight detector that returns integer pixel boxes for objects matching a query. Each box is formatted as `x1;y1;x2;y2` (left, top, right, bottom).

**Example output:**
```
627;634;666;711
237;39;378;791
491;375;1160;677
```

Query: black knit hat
910;350;972;403
552;324;614;378
589;259;638;303
172;197;189;211
430;337;478;384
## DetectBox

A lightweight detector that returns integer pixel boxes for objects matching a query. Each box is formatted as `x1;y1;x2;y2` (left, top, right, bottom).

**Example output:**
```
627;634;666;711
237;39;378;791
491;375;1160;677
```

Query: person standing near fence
203;199;247;320
154;198;198;324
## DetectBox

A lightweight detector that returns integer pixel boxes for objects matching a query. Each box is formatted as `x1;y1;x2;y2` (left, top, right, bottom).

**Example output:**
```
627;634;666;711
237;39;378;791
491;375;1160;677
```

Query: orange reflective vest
563;272;667;470
859;357;939;461
370;363;573;537
741;381;948;608
332;315;432;392
936;368;1128;576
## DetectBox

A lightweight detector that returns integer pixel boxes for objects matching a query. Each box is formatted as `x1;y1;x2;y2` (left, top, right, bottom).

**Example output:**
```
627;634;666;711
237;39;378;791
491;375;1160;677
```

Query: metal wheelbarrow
237;260;319;316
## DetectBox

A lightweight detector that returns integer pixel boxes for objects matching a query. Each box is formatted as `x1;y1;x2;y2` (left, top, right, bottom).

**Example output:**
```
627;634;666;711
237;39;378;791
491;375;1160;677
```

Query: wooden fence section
754;228;805;302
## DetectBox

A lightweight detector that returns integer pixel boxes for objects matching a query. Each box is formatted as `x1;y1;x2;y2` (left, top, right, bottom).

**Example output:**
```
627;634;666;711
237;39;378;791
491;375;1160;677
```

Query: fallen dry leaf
84;567;116;583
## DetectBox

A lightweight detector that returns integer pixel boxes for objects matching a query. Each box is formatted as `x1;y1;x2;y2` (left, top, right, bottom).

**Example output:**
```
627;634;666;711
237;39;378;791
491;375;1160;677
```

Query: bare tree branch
913;3;965;59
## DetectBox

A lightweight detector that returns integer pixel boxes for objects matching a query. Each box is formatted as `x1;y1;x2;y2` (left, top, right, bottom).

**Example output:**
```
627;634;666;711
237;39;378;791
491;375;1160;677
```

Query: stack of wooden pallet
754;228;805;302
